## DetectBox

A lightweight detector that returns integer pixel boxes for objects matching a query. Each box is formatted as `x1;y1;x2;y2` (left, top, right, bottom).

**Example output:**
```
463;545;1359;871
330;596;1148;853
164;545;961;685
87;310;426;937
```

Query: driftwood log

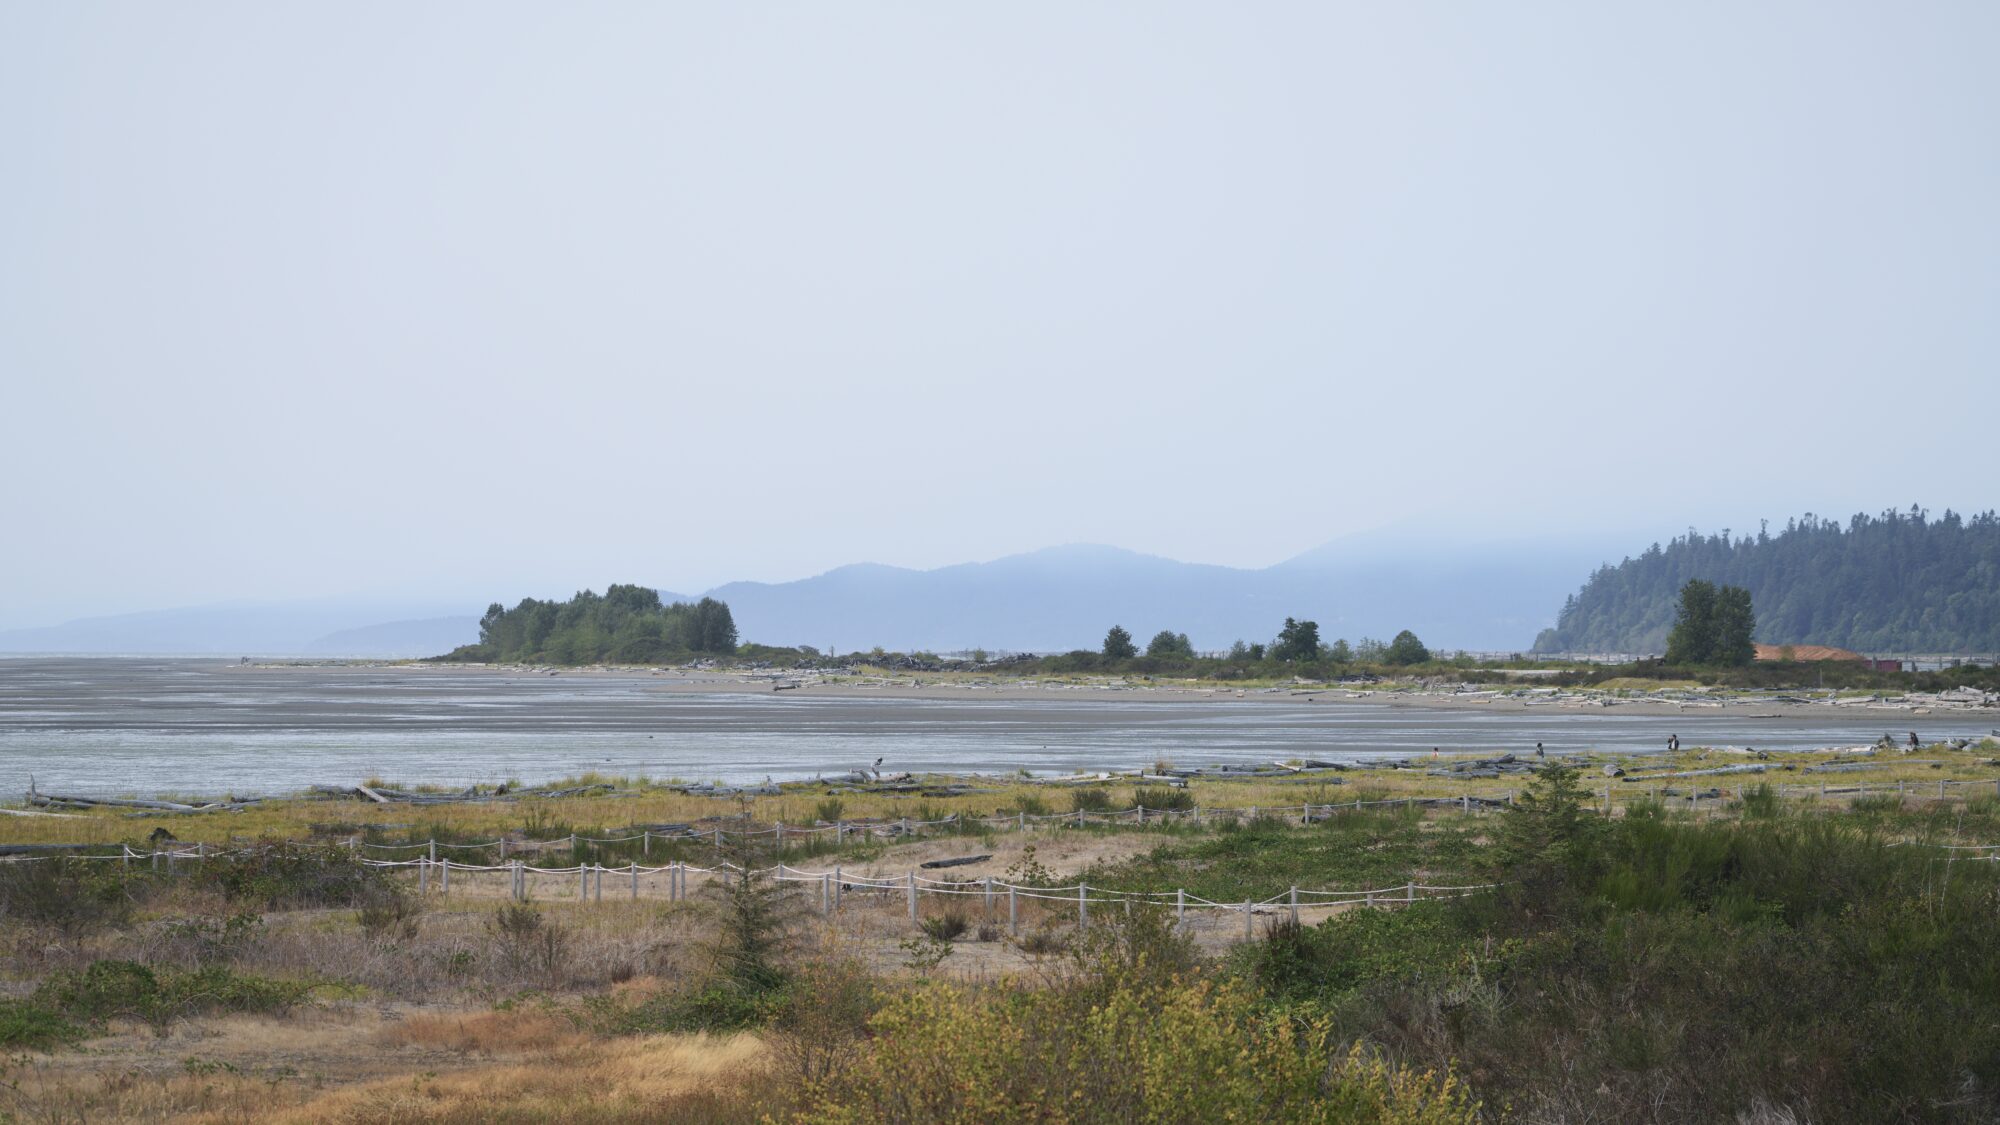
920;854;993;869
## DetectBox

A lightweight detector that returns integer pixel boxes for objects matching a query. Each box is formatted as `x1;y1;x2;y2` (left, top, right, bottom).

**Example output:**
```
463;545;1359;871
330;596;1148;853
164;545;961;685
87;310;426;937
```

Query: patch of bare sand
835;828;1162;882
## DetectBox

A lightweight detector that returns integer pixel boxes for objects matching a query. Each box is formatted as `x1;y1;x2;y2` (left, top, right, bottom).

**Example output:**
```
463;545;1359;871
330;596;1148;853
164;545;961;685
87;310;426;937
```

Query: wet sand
0;658;1992;797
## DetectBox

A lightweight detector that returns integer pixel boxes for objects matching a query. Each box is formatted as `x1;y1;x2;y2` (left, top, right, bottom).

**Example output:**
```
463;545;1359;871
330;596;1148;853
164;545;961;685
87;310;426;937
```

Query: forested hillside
1534;507;2000;654
436;585;737;663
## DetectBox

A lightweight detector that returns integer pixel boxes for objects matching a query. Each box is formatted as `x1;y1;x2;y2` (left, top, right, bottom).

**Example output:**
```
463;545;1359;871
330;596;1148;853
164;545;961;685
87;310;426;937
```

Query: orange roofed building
1753;643;1865;663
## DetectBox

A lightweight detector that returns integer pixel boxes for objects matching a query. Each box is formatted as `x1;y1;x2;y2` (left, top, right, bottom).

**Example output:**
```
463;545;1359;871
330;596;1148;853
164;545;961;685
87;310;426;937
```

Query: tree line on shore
436;585;739;664
1086;618;1434;671
1536;505;2000;654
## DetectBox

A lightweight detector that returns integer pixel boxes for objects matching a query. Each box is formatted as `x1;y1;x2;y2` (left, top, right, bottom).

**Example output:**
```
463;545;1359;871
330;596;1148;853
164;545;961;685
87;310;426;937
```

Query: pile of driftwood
1425;752;1543;780
308;782;618;806
26;781;260;816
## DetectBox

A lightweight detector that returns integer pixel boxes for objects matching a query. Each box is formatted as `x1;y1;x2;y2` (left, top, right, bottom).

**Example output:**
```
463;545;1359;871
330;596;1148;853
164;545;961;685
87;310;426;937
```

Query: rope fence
5;841;1501;941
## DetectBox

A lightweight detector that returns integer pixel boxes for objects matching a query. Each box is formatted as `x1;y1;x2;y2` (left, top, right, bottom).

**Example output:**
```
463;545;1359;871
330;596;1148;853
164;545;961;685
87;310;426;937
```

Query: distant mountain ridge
1533;508;2000;654
0;602;472;656
704;538;1613;653
1;538;1614;656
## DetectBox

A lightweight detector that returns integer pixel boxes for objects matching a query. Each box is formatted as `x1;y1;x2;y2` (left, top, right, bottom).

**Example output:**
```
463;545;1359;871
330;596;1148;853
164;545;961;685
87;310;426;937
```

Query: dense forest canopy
438;585;738;663
1534;507;2000;654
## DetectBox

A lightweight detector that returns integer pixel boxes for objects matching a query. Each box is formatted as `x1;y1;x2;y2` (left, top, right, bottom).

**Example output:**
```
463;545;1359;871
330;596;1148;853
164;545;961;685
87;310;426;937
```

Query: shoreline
254;658;2000;719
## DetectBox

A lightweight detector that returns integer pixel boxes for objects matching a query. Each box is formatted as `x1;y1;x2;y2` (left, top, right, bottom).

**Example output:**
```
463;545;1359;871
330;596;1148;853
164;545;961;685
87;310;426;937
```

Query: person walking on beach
1909;731;1920;750
1535;742;1545;759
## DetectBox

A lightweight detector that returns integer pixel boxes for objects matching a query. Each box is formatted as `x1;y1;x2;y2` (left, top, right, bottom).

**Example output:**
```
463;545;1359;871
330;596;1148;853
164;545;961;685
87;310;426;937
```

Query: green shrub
189;843;388;909
1070;787;1114;814
0;857;134;936
355;884;422;943
33;960;314;1033
1009;795;1050;818
1737;782;1782;818
0;997;82;1050
919;909;969;942
1132;785;1194;812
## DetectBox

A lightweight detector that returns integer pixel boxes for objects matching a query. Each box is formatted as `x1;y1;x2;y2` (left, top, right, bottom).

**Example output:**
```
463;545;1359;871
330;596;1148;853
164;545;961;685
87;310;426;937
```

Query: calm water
0;658;1972;798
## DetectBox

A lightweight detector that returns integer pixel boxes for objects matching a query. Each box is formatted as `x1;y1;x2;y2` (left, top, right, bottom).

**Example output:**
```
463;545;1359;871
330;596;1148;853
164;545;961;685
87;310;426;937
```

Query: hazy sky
4;3;1996;628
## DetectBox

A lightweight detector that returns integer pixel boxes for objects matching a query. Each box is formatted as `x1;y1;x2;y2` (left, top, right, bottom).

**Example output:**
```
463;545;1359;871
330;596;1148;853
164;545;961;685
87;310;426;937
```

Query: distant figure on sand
1535;742;1545;759
1909;731;1920;749
1667;734;1680;753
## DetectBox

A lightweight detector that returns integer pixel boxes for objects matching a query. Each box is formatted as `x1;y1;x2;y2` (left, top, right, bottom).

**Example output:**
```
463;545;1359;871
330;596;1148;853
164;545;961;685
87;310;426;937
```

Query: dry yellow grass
376;1008;585;1054
275;1032;774;1124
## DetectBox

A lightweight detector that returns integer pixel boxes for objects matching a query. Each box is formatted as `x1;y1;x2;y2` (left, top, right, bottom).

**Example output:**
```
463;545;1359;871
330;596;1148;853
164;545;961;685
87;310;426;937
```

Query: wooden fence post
419;858;429;895
1176;888;1186;928
833;865;842;910
1289;885;1299;925
630;861;638;900
440;860;449;895
1405;881;1415;904
1008;885;1018;936
821;873;830;915
579;864;588;902
984;875;994;917
907;872;918;925
1243;899;1253;941
1078;883;1088;929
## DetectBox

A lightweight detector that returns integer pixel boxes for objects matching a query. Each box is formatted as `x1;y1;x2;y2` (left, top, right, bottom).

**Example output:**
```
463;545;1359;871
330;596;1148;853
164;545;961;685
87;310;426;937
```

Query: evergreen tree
1712;585;1757;666
1272;617;1322;662
1664;579;1719;664
1498;762;1603;872
1102;625;1137;660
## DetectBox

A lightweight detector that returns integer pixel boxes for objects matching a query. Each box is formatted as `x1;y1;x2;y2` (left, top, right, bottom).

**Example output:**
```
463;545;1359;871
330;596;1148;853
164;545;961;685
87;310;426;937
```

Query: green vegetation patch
1080;803;1486;902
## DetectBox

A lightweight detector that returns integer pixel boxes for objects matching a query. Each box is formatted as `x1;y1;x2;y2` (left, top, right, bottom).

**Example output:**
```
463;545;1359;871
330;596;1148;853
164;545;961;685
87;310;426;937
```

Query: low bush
356;884;423;943
187;843;390;909
1246;809;2000;1121
801;975;1476;1123
151;911;263;968
918;909;968;942
1070;787;1114;814
0;857;134;936
32;960;314;1035
1008;794;1051;818
488;902;571;982
0;997;82;1050
768;959;879;1086
1132;784;1194;812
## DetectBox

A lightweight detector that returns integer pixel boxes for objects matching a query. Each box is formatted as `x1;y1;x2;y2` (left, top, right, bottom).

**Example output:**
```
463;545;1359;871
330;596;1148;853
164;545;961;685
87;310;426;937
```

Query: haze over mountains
0;534;1616;656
